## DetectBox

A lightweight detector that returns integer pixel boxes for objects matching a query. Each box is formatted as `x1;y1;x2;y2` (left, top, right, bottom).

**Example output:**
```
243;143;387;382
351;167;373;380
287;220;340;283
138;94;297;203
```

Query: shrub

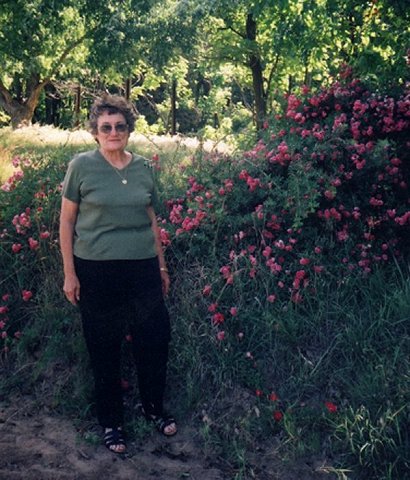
157;76;409;477
161;78;409;291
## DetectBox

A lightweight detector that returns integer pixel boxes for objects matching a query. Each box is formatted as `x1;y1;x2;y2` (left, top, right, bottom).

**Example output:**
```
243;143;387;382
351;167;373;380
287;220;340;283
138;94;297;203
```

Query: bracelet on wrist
160;267;168;273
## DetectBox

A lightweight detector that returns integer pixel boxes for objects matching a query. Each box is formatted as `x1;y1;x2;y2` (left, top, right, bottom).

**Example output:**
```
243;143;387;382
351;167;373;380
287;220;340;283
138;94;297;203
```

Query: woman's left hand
160;270;170;297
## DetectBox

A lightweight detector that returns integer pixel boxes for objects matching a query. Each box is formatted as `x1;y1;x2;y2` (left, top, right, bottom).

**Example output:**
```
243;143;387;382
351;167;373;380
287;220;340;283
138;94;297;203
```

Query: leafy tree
0;0;158;127
313;0;410;88
1;0;407;131
129;0;211;133
171;0;409;130
171;0;323;130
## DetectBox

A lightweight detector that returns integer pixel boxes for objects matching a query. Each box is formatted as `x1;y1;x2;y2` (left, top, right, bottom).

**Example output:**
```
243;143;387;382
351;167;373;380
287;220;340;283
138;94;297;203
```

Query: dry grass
1;124;232;152
1;124;95;147
0;124;232;182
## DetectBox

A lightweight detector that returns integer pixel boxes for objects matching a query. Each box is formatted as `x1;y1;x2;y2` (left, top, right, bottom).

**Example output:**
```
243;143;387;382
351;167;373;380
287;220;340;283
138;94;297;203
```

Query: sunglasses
98;123;129;134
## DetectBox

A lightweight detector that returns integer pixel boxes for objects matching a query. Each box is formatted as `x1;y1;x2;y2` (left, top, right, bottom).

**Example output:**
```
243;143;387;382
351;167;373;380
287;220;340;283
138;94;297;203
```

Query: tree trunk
125;78;131;100
287;75;294;94
246;13;266;131
0;78;48;129
170;78;177;135
45;83;61;126
213;112;220;129
74;85;81;127
9;105;35;129
0;33;86;129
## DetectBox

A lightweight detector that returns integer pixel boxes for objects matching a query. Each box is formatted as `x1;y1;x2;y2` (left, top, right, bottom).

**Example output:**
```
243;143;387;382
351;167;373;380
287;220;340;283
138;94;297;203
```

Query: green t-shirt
62;149;159;261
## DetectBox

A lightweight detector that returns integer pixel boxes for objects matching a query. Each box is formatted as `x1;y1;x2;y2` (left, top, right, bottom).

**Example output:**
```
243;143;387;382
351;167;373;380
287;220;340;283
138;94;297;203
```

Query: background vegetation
1;0;409;134
1;1;409;479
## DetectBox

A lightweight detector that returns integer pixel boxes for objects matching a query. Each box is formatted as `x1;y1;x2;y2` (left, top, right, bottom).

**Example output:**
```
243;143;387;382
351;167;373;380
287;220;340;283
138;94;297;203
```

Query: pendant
122;179;127;185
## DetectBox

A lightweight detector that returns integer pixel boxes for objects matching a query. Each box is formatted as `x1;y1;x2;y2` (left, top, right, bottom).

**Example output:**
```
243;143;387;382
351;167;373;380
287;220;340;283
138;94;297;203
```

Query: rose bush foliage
0;154;66;355
161;77;409;315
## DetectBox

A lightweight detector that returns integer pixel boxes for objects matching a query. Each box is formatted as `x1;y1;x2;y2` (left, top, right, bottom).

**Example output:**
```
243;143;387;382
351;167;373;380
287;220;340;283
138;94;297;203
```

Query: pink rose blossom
273;410;283;422
262;246;272;257
202;285;212;296
208;303;218;313
12;243;23;254
291;291;303;303
212;312;225;325
216;331;225;341
28;238;39;250
22;290;33;302
325;401;337;413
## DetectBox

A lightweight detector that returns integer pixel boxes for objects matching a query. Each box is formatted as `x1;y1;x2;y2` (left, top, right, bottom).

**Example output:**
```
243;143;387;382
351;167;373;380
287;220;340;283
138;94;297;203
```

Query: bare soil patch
0;396;335;480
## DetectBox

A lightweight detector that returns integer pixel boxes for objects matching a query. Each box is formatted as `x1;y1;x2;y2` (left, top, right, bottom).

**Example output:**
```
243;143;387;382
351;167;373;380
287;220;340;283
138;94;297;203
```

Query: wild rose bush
159;79;409;365
158;79;409;477
162;79;409;304
0;153;67;358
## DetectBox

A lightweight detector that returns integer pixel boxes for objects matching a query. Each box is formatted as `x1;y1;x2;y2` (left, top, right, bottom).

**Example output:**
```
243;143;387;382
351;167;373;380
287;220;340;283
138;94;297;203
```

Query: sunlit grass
0;125;232;183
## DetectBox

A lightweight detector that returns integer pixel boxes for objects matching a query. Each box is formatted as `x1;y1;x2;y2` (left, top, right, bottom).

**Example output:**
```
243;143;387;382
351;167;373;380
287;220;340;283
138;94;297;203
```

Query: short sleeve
62;156;81;203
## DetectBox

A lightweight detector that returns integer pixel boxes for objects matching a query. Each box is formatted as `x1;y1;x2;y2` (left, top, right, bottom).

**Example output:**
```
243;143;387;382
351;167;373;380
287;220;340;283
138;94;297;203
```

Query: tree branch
48;33;88;79
217;25;246;39
266;53;281;98
0;80;13;106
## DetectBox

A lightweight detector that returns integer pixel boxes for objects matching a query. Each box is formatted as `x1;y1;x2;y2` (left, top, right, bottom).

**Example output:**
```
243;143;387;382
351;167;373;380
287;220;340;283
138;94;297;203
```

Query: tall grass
168;246;409;478
0;126;409;479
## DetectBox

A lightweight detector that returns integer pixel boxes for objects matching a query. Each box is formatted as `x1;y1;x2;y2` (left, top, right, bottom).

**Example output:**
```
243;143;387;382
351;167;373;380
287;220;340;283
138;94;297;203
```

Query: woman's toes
110;443;126;453
164;422;177;436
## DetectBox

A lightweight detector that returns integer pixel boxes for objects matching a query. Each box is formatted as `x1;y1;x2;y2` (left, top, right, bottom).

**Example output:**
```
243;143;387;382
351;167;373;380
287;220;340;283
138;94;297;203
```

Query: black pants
74;256;171;428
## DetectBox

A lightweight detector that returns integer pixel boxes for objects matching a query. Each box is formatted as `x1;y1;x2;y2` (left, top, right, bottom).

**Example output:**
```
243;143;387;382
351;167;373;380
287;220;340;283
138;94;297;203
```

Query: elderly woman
59;94;177;454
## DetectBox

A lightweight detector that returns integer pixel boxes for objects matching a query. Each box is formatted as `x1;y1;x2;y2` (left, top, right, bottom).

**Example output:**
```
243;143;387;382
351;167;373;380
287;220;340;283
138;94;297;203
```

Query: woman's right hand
63;273;81;305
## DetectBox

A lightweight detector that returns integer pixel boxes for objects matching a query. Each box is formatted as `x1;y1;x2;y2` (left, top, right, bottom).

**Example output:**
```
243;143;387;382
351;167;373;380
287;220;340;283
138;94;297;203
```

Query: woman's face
94;112;130;152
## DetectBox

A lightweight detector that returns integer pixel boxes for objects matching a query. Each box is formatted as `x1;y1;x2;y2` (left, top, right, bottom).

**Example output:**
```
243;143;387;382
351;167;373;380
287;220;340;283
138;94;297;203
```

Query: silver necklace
101;150;131;185
112;165;128;185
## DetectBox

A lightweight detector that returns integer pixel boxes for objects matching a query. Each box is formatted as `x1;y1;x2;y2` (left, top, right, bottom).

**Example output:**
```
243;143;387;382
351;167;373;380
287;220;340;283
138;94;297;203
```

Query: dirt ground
0;396;336;480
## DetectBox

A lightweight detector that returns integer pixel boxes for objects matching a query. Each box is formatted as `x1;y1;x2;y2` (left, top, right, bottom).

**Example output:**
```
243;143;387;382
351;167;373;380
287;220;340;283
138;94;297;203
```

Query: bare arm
147;205;170;296
59;197;80;305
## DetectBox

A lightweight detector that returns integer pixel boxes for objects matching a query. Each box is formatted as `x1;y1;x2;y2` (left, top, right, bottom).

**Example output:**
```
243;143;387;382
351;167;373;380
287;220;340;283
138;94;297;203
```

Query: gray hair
88;94;136;135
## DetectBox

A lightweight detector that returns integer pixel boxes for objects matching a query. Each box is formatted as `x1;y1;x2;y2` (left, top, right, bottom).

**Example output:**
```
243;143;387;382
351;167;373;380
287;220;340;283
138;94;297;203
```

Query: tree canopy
0;0;159;126
0;0;408;130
